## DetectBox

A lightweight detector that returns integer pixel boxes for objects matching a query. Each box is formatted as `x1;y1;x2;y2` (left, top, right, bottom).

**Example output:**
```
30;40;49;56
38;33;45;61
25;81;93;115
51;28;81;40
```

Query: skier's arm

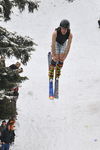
64;33;73;56
51;31;57;55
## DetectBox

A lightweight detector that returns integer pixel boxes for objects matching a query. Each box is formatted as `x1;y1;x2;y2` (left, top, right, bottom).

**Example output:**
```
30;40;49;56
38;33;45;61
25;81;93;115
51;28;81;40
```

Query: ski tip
49;96;54;100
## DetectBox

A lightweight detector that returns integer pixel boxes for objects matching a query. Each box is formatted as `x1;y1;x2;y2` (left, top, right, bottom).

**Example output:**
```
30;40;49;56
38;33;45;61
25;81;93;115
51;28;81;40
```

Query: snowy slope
1;0;100;150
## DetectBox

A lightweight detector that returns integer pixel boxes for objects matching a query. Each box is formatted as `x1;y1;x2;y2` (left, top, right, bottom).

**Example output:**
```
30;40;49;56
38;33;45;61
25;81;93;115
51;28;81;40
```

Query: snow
1;0;100;149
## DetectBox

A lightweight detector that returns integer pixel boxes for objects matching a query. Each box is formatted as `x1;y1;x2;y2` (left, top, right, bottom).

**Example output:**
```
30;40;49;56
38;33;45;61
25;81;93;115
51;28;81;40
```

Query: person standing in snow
0;121;7;140
0;123;15;150
98;18;100;28
49;19;73;79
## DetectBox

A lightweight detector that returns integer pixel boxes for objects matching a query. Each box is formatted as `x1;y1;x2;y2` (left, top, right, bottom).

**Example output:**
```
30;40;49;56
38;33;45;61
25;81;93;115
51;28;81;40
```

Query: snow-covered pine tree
0;0;38;120
0;26;35;119
0;26;36;64
0;26;35;94
0;0;39;21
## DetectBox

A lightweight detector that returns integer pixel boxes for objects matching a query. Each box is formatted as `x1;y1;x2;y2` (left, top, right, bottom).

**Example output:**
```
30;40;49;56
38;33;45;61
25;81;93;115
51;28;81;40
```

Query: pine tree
0;0;39;21
0;26;36;64
0;26;35;94
0;26;36;119
0;0;39;120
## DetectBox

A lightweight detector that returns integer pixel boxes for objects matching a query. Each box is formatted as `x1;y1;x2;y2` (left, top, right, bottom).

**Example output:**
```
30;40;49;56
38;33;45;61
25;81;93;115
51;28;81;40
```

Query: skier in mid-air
49;19;73;79
48;19;73;99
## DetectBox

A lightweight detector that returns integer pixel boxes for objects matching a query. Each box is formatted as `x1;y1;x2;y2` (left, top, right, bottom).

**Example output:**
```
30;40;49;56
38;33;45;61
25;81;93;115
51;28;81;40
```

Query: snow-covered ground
1;0;100;149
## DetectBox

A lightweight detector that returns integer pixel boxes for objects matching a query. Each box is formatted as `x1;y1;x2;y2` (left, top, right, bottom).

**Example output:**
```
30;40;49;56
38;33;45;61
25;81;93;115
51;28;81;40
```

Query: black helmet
60;19;70;29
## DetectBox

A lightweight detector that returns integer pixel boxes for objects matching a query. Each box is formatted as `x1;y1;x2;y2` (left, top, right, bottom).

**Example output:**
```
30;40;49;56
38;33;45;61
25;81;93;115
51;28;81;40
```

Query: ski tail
48;52;52;66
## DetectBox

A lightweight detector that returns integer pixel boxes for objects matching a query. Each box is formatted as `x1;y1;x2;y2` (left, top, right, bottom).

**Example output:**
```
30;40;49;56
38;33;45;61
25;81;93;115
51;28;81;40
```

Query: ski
54;77;59;99
48;52;54;99
48;52;60;99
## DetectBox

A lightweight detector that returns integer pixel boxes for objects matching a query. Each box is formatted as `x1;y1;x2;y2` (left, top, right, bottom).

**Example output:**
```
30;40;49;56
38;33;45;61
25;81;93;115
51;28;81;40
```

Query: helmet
60;19;70;29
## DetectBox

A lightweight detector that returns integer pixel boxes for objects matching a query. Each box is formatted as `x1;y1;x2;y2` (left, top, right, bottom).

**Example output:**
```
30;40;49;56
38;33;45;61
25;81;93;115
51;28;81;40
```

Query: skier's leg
55;48;64;78
49;59;56;79
55;61;63;78
55;41;67;78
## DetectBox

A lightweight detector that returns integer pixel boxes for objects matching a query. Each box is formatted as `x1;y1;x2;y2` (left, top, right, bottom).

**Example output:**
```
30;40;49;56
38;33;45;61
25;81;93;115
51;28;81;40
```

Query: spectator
9;62;23;73
7;117;15;126
0;121;6;139
98;18;100;28
0;123;15;150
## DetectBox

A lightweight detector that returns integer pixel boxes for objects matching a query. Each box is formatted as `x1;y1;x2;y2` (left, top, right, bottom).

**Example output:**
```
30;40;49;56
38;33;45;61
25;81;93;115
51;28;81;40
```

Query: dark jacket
9;64;23;73
98;20;100;26
0;125;6;139
9;64;18;70
0;128;15;144
0;125;6;133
